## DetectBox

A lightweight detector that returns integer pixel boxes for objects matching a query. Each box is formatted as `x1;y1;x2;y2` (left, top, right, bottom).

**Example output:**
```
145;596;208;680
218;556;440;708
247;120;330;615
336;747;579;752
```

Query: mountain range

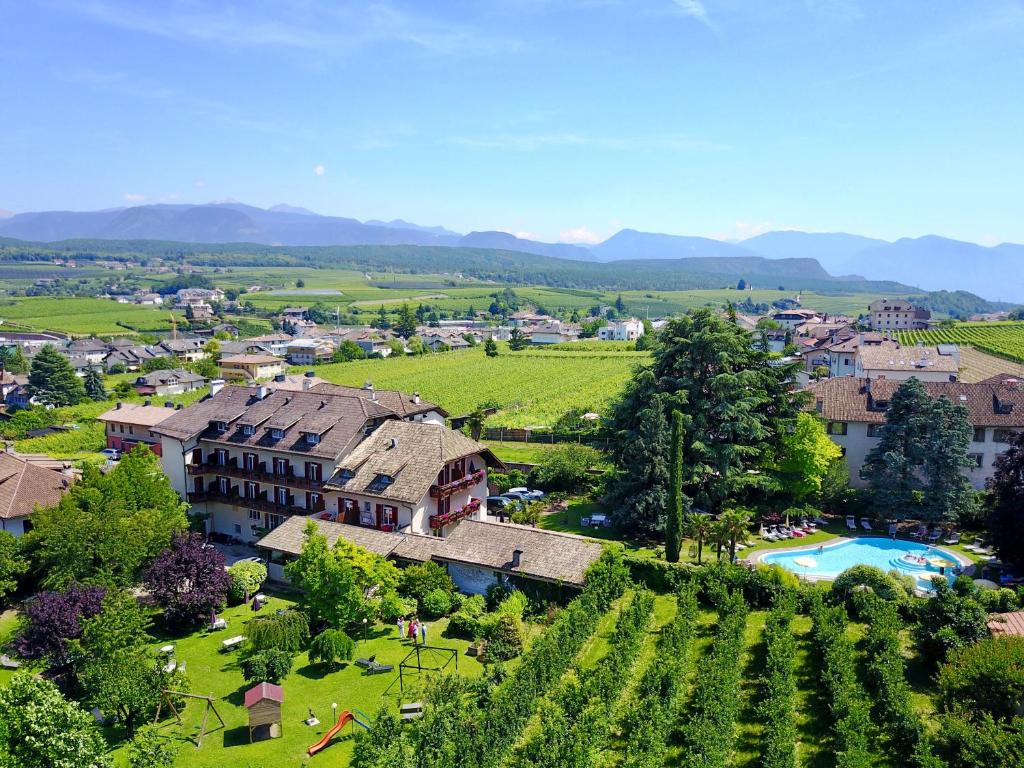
0;203;1021;300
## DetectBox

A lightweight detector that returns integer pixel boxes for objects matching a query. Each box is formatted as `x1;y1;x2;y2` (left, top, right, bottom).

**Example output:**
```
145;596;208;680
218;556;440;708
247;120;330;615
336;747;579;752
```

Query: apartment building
97;401;181;457
598;317;645;341
867;299;931;330
808;375;1023;488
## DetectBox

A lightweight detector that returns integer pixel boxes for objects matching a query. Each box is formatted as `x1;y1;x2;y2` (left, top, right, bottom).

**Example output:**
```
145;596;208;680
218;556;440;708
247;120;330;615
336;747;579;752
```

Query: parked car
508;486;545;500
487;496;513;510
99;448;121;461
502;491;530;504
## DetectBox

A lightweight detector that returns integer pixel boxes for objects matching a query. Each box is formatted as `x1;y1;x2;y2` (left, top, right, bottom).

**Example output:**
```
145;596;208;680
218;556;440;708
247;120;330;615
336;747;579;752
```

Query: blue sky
2;0;1023;245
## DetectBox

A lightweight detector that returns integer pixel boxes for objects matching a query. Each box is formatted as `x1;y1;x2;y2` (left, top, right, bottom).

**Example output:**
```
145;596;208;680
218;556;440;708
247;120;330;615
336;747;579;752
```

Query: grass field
311;344;646;427
955;345;1024;382
899;322;1024;363
0;297;181;337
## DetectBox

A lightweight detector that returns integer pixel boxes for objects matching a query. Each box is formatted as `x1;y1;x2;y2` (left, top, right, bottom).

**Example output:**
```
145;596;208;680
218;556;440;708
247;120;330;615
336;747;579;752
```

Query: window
275;486;288;505
269;428;284;440
367;474;395;493
214;421;227;433
244;481;258;499
215;449;228;466
267;514;284;530
307;492;322;510
867;424;884;437
242;424;255;436
994;429;1019;444
306;462;322;482
234;524;242;534
304;432;320;445
827;421;848;436
248;509;262;521
973;427;986;443
273;457;288;476
969;453;983;468
217;476;229;494
244;453;257;471
379;505;396;527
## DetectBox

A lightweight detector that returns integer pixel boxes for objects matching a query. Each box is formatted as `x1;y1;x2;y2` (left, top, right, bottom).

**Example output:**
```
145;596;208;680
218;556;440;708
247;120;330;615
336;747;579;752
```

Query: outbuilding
244;682;283;741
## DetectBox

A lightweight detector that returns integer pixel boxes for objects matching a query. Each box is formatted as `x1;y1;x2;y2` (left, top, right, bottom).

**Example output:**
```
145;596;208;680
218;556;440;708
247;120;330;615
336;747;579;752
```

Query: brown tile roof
856;341;958;374
988;610;1024;638
257;516;602;586
807;376;1024;427
0;453;72;520
256;515;403;557
220;354;282;365
97;403;179;428
309;382;448;418
152;386;394;459
324;421;499;504
400;519;604;586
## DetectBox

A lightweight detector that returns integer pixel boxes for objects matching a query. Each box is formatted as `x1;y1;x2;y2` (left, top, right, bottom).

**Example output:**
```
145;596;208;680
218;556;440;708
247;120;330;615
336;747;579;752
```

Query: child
397;616;405;639
419;621;428;645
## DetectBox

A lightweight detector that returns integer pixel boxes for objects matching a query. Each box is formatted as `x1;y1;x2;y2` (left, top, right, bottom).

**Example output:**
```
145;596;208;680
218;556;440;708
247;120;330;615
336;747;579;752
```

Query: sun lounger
401;702;424;720
888;523;897;537
943;533;961;545
927;531;941;543
860;518;873;531
367;661;393;674
910;525;927;540
846;517;857;530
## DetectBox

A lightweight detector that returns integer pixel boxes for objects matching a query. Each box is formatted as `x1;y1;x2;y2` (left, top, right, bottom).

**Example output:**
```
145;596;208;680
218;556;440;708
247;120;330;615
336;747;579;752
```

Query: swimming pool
759;537;970;591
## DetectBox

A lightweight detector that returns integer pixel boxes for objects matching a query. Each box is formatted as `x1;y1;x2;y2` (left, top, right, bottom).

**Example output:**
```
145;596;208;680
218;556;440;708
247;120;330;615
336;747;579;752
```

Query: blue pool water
760;538;966;591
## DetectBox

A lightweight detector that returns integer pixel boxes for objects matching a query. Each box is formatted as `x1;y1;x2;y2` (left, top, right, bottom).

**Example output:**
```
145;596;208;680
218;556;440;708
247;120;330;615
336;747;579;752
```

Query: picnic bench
222;635;246;652
210;618;227;631
163;659;177;674
355;657;394;674
400;702;424;721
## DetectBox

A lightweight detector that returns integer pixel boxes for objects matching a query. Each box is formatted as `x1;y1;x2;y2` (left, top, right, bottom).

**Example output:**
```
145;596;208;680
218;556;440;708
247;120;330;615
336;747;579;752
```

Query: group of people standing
397;616;428;645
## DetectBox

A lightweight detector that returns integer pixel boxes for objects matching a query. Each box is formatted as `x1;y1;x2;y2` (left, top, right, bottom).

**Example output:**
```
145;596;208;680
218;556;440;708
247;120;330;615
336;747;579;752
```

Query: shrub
529;444;603;492
979;587;1022;613
585;548;630;611
308;629;356;669
449;594;487;638
247;610;310;653
758;594;798;768
378;592;417;622
831;565;912;606
915;579;989;664
486;614;524;661
127;728;178;768
422;588;453;617
226;560;267;605
242;649;293;683
398;561;455;604
485;582;513;610
937;637;1024;722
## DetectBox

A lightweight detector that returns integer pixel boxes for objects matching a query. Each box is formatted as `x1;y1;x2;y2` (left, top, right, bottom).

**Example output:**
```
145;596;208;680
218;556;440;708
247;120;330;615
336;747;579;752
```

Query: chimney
363;380;374;391
302;378;312;391
274;373;285;382
176;403;183;410
412;391;420;404
511;549;523;568
164;400;174;408
144;399;151;406
389;437;398;449
305;370;315;378
115;401;123;409
1004;378;1020;391
256;384;270;400
209;378;225;396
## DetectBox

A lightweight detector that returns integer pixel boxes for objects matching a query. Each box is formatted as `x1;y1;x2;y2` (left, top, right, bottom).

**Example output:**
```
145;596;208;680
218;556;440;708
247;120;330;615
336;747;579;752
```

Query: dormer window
214;421;227;433
242;424;255;437
337;468;355;483
304;432;321;445
367;474;395;493
269;427;285;441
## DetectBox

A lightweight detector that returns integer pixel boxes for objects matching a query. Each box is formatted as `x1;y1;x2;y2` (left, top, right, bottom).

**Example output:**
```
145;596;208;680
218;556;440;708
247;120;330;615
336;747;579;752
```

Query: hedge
758;594;798;768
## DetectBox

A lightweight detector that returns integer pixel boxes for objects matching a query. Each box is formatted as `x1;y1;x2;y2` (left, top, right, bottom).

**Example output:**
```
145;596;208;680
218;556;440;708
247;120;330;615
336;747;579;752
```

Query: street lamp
362;617;368;645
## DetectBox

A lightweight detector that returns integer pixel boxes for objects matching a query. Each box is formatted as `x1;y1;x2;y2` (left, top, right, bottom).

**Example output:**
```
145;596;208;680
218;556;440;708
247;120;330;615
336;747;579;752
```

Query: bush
378;591;417;622
529;444;602;492
422;588;453;617
831;565;913;607
398;561;455;604
247;610;309;653
979;587;1022;613
486;614;524;661
915;579;989;664
937;637;1024;722
485;582;513;610
449;595;487;638
226;560;267;605
585;548;630;611
308;629;356;669
242;649;293;683
127;728;178;768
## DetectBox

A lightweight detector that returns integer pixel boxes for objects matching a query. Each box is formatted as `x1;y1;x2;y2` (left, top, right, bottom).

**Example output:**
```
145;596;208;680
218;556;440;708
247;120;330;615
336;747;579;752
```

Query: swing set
154;690;226;749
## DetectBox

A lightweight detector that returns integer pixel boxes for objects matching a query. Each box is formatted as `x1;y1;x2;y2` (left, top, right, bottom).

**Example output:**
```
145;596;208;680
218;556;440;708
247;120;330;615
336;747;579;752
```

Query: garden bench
400;702;424;720
221;635;246;651
210;618;227;630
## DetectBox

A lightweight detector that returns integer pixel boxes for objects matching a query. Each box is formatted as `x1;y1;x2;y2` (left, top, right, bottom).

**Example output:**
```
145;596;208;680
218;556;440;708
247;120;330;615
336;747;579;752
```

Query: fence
483;427;610;449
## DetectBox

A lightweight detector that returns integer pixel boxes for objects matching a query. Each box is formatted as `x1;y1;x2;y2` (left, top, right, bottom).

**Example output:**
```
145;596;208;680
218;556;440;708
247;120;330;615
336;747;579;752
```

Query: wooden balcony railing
188;488;325;517
429;469;486;499
186;459;324;491
429;497;481;530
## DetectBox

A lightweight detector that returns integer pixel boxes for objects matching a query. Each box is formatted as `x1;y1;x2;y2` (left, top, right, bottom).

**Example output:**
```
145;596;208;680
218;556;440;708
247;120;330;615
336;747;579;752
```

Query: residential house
530;322;580;345
97;401;180;457
133;293;164;306
420;330;469;352
309;382;447;424
854;340;959;382
867;299;931;331
218;340;275;358
105;344;160;372
598;317;645;341
245;334;293;357
285;338;334;366
158;338;208;363
0;331;67;355
256;515;602;595
808;375;1024;488
133;369;207;397
175;288;224;307
280;307;308;322
509;311;554;328
220;354;286;382
267;372;327;393
63;338;108;366
0;452;73;537
338;328;397;358
769;309;824;330
4;377;34;410
325;419;501;536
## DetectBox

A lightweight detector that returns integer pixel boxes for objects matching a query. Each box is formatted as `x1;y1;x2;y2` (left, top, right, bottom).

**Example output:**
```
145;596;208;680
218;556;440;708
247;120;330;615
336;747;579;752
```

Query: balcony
188;487;326;517
186;459;324;491
429;469;486;499
429;497;481;530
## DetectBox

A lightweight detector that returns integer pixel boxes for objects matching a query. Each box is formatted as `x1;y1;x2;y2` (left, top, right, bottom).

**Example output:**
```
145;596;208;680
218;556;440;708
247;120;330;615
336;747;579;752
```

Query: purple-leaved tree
144;533;229;627
12;584;106;670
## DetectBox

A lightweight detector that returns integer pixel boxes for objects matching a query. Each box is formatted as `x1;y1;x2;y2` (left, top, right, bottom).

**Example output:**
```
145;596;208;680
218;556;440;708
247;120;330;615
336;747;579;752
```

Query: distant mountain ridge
0;203;1020;299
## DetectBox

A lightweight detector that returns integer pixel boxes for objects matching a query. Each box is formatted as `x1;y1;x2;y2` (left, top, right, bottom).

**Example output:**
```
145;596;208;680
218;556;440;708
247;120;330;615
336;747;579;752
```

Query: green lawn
103;593;486;768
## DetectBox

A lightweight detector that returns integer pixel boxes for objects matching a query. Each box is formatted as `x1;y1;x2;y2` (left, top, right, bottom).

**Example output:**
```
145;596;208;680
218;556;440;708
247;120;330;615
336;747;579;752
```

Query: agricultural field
956;346;1024;383
311;344;647;427
0;296;181;336
899;322;1024;364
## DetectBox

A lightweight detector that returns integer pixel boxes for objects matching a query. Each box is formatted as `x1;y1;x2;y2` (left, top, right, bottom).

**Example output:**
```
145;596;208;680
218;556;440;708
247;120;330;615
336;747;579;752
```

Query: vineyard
898;322;1024;364
312;344;647;427
0;296;181;336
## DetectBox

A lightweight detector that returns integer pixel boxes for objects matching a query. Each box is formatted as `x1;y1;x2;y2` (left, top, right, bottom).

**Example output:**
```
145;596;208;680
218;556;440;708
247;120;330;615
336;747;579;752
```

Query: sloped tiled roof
309;383;448;418
220;354;282;365
244;682;283;708
256;515;403;557
324;421;499;504
857;341;958;374
807;376;1024;427
97;403;179;428
0;453;72;520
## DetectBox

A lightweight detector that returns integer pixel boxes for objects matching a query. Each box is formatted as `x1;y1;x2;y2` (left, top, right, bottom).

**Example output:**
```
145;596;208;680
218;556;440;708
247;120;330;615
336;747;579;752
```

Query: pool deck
746;534;974;583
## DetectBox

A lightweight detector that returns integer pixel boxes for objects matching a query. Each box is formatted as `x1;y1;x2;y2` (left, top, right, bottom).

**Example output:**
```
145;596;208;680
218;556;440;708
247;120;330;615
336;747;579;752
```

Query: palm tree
685;513;713;564
719;508;754;562
710;519;730;561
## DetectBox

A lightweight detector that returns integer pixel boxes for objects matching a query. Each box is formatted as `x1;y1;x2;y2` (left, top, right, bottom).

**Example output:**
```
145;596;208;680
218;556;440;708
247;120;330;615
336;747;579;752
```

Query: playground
124;593;487;767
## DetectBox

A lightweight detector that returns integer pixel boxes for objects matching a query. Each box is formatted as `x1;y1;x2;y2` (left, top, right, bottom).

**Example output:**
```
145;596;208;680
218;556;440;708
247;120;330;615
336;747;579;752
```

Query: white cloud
122;192;146;202
194;179;206;188
671;0;719;33
313;164;326;177
558;226;603;244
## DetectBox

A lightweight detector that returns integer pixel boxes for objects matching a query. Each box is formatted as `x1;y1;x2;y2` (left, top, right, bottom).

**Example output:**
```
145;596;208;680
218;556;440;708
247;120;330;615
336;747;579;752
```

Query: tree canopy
28;344;86;407
986;431;1024;568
